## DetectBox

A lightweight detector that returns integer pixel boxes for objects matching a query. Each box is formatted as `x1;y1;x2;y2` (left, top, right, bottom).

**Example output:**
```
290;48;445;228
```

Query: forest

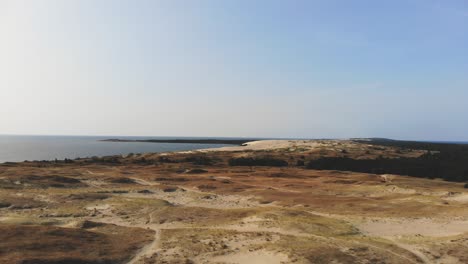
307;139;468;182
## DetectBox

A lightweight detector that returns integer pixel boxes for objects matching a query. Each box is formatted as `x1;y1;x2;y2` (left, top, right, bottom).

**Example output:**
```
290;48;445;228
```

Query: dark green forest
307;139;468;182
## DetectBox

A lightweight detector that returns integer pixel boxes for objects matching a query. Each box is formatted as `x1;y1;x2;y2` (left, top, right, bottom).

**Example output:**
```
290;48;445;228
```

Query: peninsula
100;138;257;145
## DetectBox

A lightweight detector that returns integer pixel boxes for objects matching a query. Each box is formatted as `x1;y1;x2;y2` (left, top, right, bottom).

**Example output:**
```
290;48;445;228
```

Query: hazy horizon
2;134;468;143
1;0;467;141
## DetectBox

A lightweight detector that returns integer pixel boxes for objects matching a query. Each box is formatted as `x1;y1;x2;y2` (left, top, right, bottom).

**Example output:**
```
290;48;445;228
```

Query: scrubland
1;140;468;263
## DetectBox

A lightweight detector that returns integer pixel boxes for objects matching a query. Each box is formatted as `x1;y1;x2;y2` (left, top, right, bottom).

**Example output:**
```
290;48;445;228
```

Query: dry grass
1;140;467;263
0;223;153;264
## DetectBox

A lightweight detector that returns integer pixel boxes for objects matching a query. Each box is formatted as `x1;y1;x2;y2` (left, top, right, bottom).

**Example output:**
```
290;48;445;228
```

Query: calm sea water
1;136;466;164
0;135;233;163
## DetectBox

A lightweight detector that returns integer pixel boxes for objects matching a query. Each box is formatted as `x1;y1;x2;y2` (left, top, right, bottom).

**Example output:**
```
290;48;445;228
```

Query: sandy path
390;241;431;264
131;177;159;186
93;211;161;264
99;212;424;264
127;229;160;264
81;181;433;264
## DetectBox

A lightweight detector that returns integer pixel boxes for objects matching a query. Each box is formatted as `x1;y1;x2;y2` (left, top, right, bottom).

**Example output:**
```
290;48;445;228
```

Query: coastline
2;138;468;263
100;138;257;145
0;135;252;164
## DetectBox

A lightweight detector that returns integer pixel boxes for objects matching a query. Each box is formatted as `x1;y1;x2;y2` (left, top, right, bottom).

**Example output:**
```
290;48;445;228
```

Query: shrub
186;168;208;174
184;155;213;165
228;157;288;167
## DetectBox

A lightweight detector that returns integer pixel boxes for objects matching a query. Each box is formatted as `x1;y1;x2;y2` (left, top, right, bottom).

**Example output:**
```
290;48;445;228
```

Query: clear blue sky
1;0;467;140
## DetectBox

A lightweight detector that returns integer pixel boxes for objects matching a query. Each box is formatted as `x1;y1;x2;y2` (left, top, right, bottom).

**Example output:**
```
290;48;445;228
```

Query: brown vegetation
1;140;468;263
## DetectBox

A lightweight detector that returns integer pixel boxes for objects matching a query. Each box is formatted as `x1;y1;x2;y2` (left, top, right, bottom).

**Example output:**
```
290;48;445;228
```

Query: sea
0;135;234;163
1;135;466;164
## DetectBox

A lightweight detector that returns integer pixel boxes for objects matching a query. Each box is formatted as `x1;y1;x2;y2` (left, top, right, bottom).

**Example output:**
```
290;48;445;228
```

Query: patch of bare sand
85;203;111;211
209;249;289;264
357;217;468;237
122;188;261;209
443;193;468;203
434;255;464;264
200;140;322;152
388;241;431;264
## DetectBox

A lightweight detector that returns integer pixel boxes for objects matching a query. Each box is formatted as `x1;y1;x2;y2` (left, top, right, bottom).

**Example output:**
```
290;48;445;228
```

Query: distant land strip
100;138;257;145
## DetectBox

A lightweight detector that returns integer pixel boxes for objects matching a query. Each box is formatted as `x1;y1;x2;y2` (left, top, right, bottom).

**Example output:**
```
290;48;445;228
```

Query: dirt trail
390;241;431;264
127;229;160;264
90;181;429;264
3;139;467;264
94;212;161;264
131;177;159;186
96;211;424;264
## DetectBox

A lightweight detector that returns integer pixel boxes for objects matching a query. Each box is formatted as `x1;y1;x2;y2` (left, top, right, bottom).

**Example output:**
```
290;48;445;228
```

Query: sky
0;0;467;140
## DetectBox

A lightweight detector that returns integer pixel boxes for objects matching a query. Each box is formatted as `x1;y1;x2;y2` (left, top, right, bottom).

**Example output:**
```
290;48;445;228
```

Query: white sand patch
131;178;159;186
210;249;289;264
357;217;468;237
200;140;322;152
443;193;468;203
85;203;111;211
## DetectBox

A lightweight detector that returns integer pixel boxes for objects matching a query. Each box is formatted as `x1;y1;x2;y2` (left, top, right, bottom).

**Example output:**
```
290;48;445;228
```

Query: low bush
228;157;288;167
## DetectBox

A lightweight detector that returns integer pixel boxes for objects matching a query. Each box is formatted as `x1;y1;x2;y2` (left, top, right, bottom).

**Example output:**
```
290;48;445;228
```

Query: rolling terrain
1;140;468;263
